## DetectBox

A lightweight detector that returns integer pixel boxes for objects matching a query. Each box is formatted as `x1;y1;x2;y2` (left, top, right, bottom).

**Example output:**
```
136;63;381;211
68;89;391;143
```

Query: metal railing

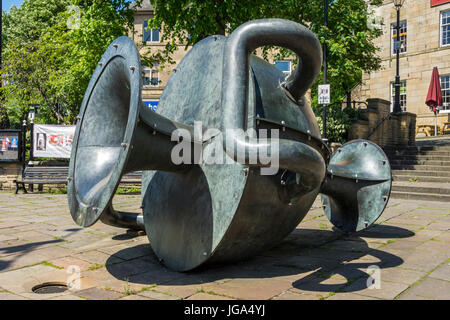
367;113;392;139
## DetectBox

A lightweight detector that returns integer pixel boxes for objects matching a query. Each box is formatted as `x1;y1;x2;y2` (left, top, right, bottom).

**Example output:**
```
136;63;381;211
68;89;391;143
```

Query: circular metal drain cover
32;283;69;294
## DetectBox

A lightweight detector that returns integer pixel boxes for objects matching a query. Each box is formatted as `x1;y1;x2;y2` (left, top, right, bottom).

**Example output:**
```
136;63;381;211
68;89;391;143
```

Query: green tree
1;0;142;126
148;0;383;142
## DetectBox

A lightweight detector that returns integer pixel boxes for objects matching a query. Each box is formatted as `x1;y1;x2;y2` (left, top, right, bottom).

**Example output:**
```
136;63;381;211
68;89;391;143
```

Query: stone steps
390;159;450;166
386;145;450;151
392;182;450;195
391;165;450;172
388;150;450;156
390;190;450;202
392;174;450;183
392;169;450;177
389;155;450;161
385;139;450;202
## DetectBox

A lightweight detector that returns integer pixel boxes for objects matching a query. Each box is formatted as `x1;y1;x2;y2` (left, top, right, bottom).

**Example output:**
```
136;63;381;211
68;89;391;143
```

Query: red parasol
426;67;443;136
426;67;443;114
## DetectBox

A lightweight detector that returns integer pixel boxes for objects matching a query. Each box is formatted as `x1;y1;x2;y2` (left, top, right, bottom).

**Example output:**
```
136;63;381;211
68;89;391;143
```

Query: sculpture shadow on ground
0;228;83;272
0;239;63;272
105;224;414;294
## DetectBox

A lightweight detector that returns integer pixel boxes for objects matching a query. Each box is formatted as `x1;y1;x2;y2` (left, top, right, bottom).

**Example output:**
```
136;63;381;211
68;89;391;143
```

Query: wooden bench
416;124;442;137
14;167;142;194
443;122;450;135
120;171;142;184
14;167;68;194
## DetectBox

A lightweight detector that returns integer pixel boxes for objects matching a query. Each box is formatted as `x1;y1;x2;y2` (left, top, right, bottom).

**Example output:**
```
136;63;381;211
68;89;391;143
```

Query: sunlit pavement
0;191;448;300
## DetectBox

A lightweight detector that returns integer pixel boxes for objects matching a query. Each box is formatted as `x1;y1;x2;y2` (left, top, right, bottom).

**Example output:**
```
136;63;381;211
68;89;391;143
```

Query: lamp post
27;104;40;162
322;0;328;141
393;0;406;114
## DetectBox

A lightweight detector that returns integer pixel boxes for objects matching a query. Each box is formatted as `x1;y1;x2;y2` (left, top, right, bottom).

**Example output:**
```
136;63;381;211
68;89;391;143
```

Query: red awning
426;67;443;114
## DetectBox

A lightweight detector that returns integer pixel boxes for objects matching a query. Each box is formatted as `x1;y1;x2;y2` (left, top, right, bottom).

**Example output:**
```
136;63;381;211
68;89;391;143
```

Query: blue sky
3;0;25;12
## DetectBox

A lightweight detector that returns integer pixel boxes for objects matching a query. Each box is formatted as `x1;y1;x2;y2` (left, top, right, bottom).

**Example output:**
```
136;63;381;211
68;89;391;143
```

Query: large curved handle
222;18;322;131
220;19;325;188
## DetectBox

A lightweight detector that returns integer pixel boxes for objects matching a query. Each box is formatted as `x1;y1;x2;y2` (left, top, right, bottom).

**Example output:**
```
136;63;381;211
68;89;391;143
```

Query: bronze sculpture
67;19;392;272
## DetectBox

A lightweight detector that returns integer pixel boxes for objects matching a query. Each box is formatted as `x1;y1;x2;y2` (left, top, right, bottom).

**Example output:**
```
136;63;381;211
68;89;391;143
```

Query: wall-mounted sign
318;84;331;105
33;124;75;159
143;100;159;112
431;0;450;7
0;130;21;162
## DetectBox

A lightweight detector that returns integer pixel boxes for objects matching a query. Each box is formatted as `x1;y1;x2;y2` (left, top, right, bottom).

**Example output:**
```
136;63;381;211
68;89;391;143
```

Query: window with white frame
142;64;159;87
274;60;292;76
391;20;407;55
390;81;407;112
440;75;450;111
441;10;450;47
143;20;160;42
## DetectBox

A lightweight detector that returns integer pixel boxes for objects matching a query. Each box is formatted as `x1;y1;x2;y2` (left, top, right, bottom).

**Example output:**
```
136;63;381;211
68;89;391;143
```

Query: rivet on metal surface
113;44;119;49
243;168;249;176
121;143;128;149
92;207;98;214
365;221;369;228
383;196;388;201
363;142;368;147
382;160;387;165
67;177;72;182
203;252;208;256
281;120;286;132
98;62;103;67
130;66;136;72
281;180;286;186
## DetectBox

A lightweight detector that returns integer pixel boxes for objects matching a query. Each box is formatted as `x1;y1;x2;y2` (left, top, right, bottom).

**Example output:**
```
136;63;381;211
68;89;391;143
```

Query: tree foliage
1;0;141;125
148;0;384;142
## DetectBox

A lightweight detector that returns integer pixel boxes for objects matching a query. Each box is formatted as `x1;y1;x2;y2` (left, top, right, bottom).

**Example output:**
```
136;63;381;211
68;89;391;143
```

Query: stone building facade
354;0;450;129
130;1;190;110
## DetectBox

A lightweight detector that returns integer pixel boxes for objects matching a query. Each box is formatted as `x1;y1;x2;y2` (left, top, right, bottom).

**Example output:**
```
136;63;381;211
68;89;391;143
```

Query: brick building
354;0;450;130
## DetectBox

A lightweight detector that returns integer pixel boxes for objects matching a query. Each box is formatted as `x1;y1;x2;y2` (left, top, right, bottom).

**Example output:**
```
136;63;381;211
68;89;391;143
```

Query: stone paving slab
0;191;448;300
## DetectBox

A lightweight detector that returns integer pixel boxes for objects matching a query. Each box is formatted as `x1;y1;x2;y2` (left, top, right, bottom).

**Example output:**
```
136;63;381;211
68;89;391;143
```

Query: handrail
367;113;392;139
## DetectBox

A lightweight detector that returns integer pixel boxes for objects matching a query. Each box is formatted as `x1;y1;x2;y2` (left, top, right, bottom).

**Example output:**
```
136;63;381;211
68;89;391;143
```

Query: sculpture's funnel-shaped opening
68;36;141;228
74;57;130;205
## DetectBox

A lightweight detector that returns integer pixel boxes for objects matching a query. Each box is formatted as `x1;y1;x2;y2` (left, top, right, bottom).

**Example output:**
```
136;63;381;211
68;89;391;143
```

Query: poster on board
33;124;76;159
0;130;21;162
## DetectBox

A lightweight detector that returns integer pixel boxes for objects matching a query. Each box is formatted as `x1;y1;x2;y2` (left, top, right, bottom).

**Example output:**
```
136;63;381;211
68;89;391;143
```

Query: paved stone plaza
0;191;448;300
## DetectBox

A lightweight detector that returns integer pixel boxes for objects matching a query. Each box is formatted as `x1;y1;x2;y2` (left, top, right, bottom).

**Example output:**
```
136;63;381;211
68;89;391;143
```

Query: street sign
318;84;330;105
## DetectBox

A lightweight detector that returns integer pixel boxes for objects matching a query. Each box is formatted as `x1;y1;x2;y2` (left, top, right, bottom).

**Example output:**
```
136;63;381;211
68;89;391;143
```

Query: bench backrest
23;167;142;182
23;166;69;182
